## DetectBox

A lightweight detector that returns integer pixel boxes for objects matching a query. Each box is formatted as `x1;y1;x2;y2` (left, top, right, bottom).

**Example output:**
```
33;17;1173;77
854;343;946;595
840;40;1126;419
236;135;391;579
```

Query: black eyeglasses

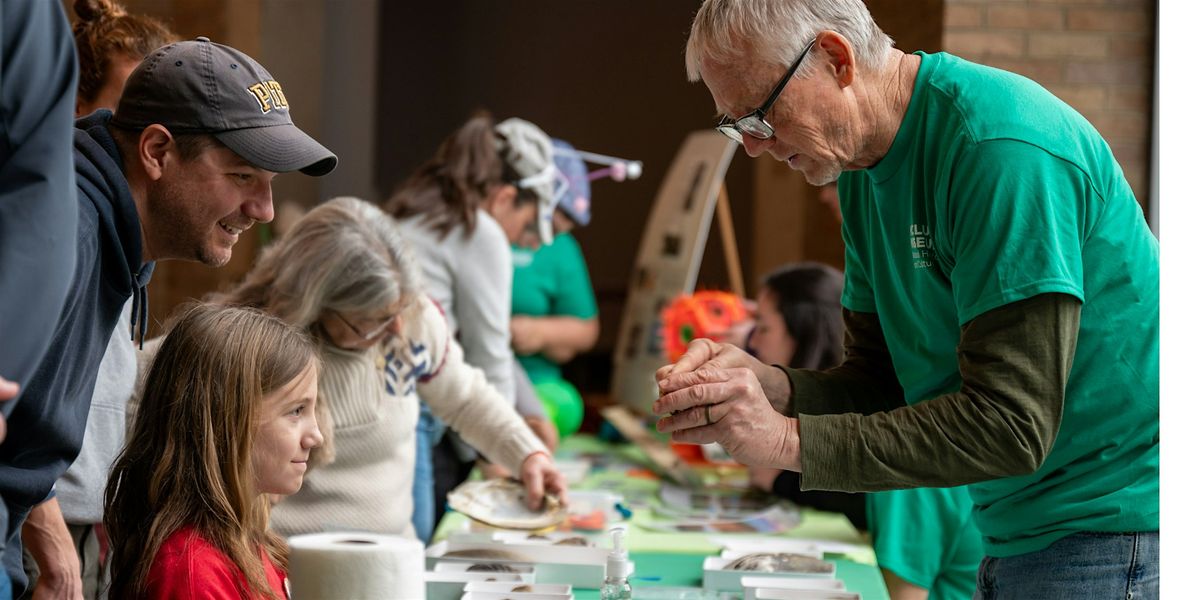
333;309;396;341
716;38;818;144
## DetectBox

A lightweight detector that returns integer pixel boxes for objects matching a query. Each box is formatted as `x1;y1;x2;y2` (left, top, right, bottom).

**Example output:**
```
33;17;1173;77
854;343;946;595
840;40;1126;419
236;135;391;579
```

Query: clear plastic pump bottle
601;528;633;600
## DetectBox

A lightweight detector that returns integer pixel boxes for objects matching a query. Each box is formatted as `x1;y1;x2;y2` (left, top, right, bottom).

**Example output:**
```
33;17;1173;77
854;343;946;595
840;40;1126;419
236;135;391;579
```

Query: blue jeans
411;403;445;544
0;568;9;600
975;531;1158;599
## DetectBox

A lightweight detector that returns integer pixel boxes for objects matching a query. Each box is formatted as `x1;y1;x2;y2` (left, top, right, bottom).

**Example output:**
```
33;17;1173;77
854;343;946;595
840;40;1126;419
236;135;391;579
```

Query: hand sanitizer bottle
601;528;633;600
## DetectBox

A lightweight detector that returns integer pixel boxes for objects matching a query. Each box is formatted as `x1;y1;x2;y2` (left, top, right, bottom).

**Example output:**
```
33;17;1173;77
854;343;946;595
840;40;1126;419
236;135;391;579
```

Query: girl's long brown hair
72;0;176;106
386;111;534;239
104;304;319;599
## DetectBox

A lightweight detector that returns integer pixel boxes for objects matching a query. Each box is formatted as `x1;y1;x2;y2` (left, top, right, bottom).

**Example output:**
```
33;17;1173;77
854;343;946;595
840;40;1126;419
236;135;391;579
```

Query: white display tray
702;556;835;592
720;546;822;560
462;581;571;596
755;589;860;600
427;540;610;588
425;570;533;600
461;593;571;600
434;562;535;575
740;575;846;599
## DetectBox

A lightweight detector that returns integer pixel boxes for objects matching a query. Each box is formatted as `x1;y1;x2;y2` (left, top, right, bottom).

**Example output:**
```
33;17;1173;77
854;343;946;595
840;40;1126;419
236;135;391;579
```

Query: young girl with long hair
104;304;323;599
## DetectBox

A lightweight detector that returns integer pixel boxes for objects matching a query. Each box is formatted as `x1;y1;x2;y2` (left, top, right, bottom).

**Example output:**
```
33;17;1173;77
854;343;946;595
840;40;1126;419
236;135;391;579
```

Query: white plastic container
701;556;835;592
490;531;601;547
462;581;571;596
755;589;861;600
711;536;865;557
427;540;608;588
720;547;822;561
425;571;532;600
460;593;571;600
741;576;846;599
719;540;824;559
433;562;535;576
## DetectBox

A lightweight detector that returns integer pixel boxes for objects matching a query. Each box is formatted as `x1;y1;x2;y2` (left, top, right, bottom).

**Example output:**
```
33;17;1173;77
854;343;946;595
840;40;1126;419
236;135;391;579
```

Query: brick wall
943;0;1156;209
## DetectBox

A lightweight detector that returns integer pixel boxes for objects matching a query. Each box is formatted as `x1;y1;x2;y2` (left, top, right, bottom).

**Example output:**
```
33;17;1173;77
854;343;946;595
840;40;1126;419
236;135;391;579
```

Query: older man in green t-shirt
653;1;1159;598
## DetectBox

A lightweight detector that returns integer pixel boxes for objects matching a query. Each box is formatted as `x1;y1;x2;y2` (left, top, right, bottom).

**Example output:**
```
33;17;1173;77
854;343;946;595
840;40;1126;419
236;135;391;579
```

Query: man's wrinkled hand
657;339;792;413
654;338;759;383
652;366;800;471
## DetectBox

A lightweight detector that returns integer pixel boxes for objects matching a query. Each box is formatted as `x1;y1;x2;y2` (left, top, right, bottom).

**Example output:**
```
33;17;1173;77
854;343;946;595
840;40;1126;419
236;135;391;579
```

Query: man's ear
815;31;857;88
137;124;175;182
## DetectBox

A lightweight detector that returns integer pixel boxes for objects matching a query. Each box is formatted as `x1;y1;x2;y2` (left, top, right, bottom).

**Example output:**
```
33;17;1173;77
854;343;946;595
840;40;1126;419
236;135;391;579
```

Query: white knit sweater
269;294;546;539
394;210;515;405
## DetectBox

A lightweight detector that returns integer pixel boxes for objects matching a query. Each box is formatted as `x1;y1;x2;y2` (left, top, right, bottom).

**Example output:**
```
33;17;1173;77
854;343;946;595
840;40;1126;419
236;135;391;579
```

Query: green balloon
534;379;584;438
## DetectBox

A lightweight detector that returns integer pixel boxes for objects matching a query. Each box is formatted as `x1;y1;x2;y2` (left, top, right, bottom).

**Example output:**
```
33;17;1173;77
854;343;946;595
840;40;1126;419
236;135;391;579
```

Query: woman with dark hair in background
743;263;866;526
387;114;563;540
746;262;983;600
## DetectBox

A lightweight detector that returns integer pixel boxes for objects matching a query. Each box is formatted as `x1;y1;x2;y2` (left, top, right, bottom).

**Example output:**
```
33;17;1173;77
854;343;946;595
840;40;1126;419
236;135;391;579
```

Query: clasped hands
652;339;801;471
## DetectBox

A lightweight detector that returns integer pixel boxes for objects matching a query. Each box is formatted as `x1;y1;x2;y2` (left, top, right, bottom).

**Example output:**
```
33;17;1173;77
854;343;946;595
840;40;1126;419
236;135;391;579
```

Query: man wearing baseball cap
0;37;335;596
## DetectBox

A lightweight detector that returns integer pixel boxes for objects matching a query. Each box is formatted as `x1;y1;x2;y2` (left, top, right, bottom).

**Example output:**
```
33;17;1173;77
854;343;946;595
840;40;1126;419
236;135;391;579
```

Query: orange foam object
660;291;749;361
568;509;607;531
670;441;708;465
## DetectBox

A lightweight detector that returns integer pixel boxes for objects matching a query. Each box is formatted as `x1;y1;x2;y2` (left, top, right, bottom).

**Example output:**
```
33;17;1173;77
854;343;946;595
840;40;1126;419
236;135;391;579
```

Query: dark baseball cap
112;37;336;176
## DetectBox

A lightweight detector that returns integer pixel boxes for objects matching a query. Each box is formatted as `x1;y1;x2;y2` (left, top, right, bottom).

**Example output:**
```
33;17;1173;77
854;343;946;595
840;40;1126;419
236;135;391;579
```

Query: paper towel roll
288;532;426;600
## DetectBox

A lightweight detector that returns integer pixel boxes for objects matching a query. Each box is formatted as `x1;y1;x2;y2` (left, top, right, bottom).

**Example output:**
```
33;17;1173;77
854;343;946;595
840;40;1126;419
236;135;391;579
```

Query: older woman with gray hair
210;196;566;539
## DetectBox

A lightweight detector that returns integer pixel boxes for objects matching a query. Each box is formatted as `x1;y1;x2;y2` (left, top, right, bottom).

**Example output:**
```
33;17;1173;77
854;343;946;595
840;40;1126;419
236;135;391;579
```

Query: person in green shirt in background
655;1;1159;598
868;488;983;600
745;263;983;600
510;139;601;439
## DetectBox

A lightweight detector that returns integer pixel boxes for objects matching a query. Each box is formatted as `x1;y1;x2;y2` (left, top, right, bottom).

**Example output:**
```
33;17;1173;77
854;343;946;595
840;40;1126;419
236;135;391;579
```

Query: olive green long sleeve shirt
786;292;1082;492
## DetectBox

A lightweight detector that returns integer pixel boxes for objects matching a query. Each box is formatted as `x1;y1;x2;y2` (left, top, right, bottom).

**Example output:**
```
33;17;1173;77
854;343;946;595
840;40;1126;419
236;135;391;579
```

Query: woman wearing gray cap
386;112;561;540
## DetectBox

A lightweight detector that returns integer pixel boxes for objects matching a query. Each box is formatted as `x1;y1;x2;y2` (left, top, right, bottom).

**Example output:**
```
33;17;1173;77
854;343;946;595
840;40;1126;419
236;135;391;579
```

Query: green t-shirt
839;52;1159;556
868;487;983;600
511;232;598;383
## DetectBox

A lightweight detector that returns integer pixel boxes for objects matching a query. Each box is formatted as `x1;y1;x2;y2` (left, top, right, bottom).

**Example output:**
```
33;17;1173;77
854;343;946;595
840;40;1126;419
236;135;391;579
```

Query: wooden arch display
610;131;741;414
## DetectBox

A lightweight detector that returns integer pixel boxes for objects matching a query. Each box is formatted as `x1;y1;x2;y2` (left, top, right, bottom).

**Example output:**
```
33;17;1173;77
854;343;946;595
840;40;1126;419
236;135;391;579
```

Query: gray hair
213;196;423;330
685;0;894;82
